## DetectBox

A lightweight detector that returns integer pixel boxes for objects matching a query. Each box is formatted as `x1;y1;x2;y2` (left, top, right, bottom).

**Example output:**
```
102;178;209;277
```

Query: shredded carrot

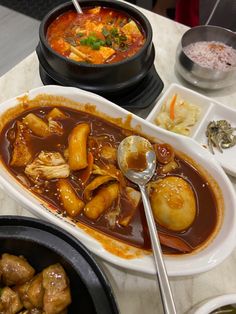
79;152;94;185
169;94;177;120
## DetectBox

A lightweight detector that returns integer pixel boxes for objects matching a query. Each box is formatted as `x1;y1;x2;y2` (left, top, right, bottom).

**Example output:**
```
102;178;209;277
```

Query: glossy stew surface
0;106;218;255
47;7;145;64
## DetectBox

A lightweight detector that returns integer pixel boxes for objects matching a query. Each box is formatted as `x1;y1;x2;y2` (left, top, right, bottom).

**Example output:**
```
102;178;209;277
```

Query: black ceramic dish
0;216;119;314
38;0;156;94
38;49;164;110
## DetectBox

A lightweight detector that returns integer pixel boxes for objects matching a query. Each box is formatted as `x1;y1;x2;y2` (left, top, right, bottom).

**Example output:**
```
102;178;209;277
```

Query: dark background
0;0;235;30
0;0;154;20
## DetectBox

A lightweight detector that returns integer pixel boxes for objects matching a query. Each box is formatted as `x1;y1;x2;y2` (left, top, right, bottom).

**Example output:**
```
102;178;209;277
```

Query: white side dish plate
189;294;236;314
147;83;236;177
0;85;235;277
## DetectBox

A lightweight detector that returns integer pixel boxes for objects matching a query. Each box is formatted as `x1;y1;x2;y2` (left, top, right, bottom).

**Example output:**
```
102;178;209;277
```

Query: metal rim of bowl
180;24;236;75
193;294;236;314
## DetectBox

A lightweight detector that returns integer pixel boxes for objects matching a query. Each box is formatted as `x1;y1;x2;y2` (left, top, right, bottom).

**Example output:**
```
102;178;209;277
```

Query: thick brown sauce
0;107;218;254
126;151;147;172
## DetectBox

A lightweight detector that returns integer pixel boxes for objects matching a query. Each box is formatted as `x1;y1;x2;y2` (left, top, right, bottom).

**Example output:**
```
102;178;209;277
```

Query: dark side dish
0;253;71;314
0;98;222;257
211;305;236;313
206;120;236;154
46;6;145;64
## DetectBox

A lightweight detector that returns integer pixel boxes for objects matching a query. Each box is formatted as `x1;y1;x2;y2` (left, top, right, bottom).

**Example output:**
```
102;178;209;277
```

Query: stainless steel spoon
72;0;83;14
117;135;176;314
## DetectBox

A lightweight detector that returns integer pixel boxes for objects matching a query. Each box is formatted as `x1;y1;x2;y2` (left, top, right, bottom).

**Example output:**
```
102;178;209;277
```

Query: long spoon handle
72;0;83;14
139;185;177;314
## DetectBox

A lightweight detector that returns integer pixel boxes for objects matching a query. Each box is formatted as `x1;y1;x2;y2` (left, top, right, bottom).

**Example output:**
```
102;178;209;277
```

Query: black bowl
38;0;155;93
0;216;118;314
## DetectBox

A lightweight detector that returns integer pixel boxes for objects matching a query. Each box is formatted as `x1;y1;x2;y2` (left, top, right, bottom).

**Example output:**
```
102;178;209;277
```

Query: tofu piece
87;6;101;14
121;20;142;36
70;46;92;63
99;46;115;61
73;46;114;65
68;52;84;62
85;21;103;33
88;51;104;64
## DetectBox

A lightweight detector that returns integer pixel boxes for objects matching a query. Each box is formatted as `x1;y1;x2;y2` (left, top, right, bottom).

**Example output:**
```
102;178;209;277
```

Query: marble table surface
1;4;236;314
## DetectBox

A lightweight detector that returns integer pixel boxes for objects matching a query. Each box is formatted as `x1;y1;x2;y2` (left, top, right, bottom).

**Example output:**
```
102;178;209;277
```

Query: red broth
46;7;145;64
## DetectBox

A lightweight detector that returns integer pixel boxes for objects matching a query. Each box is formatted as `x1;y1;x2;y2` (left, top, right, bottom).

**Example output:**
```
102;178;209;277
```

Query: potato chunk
149;177;196;231
0;253;35;286
84;183;119;219
57;179;85;217
68;123;90;171
10;121;33;167
23;113;50;137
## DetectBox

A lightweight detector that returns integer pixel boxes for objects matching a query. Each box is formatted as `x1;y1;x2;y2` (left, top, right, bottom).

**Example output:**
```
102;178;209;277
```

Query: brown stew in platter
0;104;220;256
46;7;145;64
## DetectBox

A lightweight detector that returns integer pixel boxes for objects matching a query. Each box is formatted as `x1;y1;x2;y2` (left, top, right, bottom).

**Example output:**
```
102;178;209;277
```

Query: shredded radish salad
155;94;201;136
183;41;236;71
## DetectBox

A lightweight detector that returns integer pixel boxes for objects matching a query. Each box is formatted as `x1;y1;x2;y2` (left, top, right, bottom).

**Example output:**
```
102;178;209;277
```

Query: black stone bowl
38;0;155;93
0;216;118;314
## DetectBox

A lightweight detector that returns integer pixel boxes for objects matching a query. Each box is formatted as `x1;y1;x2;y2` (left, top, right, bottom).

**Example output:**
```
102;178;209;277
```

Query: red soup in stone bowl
38;0;155;93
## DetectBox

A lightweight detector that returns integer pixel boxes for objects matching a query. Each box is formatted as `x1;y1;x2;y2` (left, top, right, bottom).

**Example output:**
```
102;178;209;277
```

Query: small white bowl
175;25;236;90
189;294;236;314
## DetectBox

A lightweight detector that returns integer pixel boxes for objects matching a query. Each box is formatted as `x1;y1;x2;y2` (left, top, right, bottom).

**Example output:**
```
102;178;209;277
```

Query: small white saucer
147;83;236;177
188;294;236;314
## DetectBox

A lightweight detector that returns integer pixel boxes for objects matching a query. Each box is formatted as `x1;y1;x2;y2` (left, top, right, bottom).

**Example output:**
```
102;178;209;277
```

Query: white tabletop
0;4;236;314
